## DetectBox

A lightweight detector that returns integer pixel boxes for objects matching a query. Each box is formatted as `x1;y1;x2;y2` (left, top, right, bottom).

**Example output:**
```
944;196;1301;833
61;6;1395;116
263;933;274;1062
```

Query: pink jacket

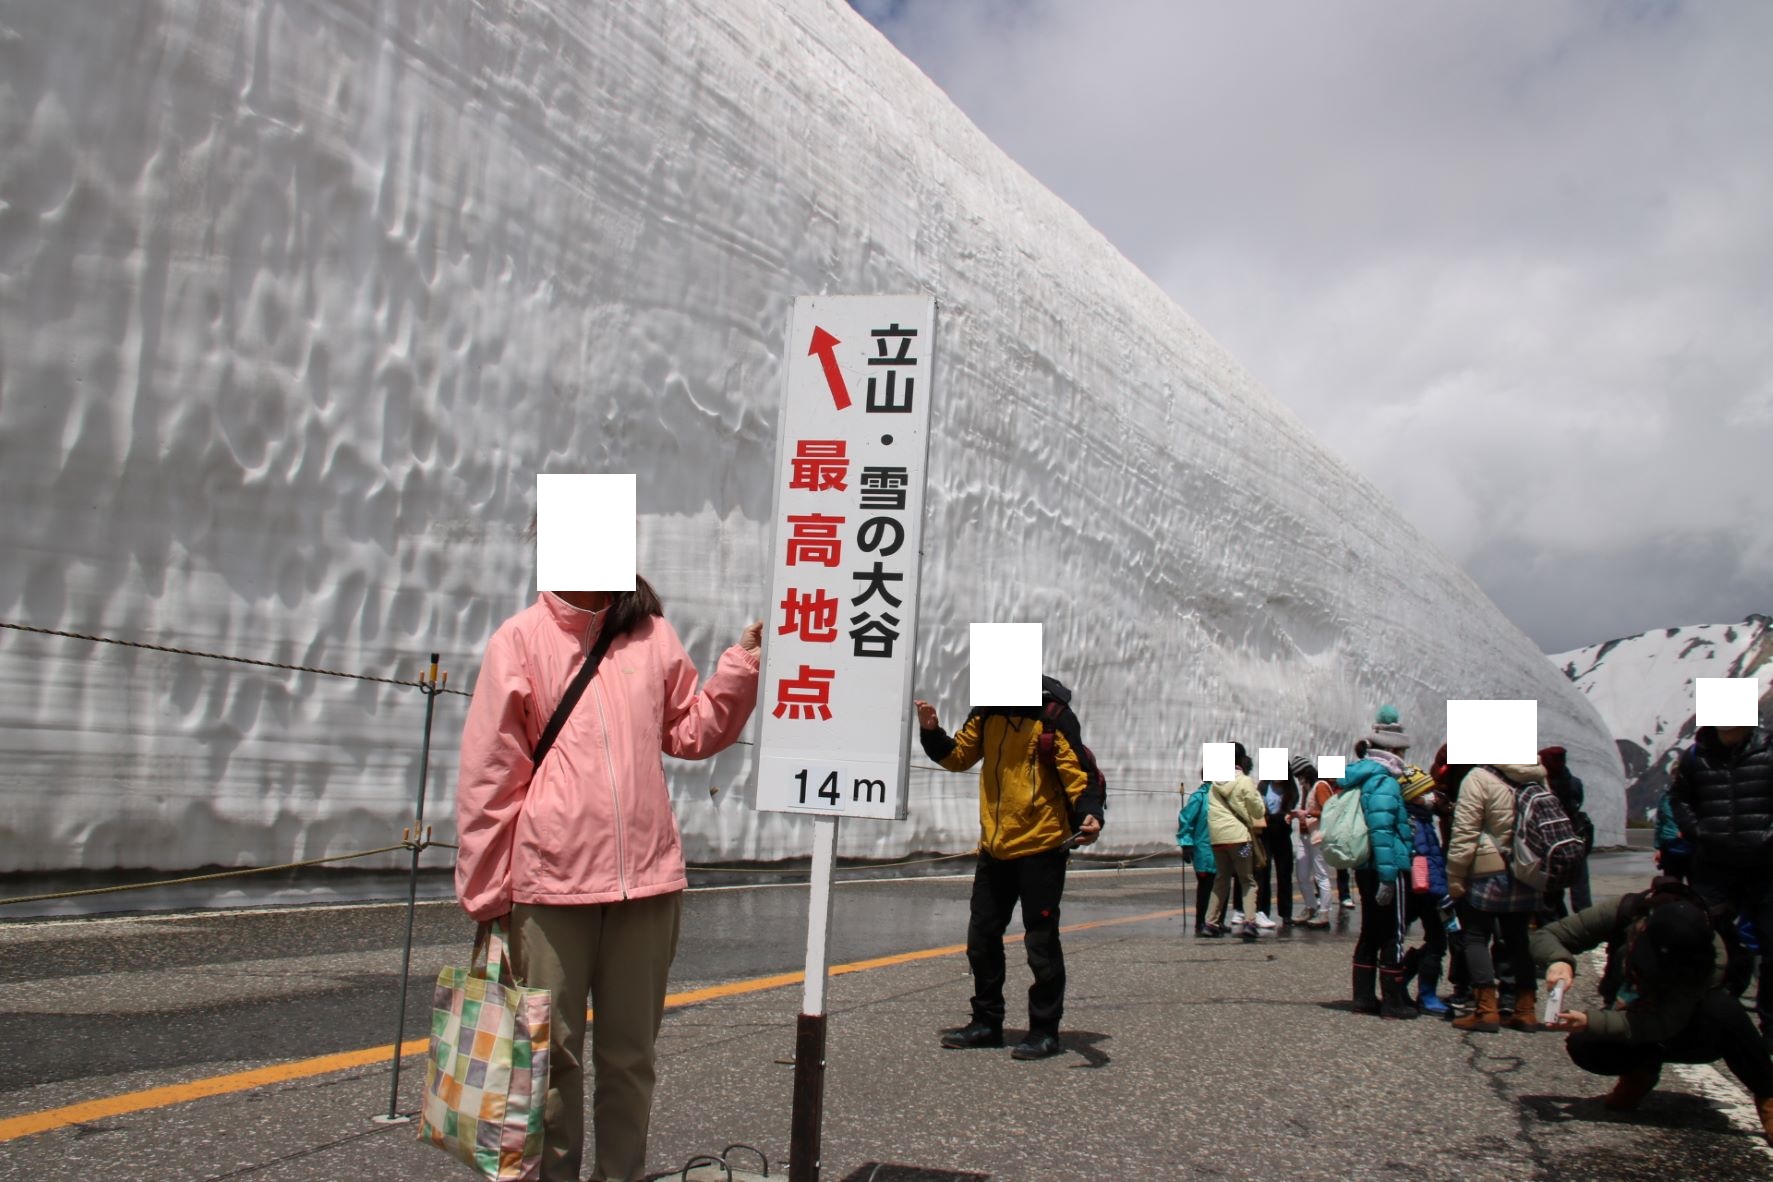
454;592;760;921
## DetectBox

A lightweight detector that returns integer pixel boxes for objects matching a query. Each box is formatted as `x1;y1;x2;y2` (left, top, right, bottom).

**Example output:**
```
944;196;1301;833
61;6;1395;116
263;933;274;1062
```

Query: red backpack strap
1037;701;1061;770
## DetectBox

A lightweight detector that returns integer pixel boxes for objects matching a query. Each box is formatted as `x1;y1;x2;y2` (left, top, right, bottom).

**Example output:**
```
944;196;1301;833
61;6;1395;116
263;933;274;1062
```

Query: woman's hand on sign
914;699;939;731
1546;1010;1588;1033
740;620;763;655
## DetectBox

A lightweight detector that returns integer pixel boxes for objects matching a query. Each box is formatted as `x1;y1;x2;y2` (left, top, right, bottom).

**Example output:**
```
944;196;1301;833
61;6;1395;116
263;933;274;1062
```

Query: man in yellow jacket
915;678;1103;1060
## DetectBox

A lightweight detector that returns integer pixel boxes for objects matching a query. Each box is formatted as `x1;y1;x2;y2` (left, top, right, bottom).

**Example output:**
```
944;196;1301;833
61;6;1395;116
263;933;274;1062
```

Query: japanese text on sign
756;296;936;820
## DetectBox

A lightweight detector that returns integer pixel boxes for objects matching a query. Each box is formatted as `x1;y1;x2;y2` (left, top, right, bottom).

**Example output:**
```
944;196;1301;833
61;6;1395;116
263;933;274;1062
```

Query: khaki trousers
510;892;683;1182
1207;842;1257;926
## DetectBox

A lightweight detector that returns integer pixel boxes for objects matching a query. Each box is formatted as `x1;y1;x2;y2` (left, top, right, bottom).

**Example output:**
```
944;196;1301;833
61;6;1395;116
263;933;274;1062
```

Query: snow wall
0;0;1624;871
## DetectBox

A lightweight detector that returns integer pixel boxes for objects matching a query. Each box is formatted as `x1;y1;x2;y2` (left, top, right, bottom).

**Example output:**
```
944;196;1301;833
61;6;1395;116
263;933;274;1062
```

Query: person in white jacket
1290;755;1334;927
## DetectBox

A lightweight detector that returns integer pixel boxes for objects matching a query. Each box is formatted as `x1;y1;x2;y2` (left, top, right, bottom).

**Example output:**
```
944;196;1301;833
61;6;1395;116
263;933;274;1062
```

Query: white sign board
756;295;936;819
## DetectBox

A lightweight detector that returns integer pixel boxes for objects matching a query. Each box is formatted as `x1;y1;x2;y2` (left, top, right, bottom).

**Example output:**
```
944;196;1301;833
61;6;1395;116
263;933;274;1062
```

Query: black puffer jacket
1670;726;1773;871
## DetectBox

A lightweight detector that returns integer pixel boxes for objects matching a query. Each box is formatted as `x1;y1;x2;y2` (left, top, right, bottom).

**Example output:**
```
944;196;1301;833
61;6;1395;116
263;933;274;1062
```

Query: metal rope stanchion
374;652;447;1125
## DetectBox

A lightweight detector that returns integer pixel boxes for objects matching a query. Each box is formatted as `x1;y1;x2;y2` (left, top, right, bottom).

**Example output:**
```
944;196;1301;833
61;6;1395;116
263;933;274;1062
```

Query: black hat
1629;900;1716;987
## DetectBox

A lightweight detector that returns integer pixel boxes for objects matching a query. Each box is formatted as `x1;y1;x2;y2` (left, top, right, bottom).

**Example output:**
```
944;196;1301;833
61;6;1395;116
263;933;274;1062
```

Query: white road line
1581;949;1771;1157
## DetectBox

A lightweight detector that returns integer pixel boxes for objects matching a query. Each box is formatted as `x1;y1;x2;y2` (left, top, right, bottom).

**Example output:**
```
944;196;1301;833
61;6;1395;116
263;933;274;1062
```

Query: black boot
1380;968;1421;1020
940;1020;1003;1049
1352;962;1380;1015
1010;1030;1063;1060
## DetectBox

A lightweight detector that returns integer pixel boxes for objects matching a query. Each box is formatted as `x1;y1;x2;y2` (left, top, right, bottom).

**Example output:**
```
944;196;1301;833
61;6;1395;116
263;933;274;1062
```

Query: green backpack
1320;787;1371;870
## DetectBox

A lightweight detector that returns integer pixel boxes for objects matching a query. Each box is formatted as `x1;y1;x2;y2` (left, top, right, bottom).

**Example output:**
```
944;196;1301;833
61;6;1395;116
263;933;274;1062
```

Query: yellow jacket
1207;774;1265;845
936;711;1091;859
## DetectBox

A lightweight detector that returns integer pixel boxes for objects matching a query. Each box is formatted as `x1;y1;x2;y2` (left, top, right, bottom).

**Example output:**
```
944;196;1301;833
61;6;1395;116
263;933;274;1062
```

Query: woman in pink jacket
455;580;761;1182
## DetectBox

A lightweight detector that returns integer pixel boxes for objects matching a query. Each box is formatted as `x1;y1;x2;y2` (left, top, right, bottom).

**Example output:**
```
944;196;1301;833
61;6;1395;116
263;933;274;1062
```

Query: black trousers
1255;822;1295;922
1567;990;1773;1099
1404;890;1447;972
1354;868;1406;969
967;845;1069;1035
1690;866;1773;1034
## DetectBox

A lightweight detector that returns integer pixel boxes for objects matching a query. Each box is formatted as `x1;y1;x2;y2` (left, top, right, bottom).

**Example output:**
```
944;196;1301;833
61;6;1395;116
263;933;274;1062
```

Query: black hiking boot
940;1020;1003;1049
1010;1031;1063;1060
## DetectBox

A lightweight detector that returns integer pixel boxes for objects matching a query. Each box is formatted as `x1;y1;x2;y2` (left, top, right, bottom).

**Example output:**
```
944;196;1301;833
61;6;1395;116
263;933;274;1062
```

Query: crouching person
1534;879;1773;1144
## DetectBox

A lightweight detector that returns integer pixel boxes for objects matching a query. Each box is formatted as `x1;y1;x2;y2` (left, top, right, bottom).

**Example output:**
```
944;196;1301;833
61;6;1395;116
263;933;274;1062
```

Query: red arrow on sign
808;326;850;410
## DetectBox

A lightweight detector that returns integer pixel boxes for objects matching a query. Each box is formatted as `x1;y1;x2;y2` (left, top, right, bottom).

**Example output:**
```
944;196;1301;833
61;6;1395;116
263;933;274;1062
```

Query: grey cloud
858;0;1772;650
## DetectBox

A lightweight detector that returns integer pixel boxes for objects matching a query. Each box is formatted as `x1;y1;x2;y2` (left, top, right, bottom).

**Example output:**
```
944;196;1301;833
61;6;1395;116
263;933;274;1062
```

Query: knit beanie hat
1538;746;1567;777
1397;766;1437;802
1368;704;1412;752
1288;754;1315;780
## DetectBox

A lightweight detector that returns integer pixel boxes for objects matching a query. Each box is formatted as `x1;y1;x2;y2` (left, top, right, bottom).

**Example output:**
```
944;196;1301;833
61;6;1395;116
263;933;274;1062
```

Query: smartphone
1542;980;1567;1025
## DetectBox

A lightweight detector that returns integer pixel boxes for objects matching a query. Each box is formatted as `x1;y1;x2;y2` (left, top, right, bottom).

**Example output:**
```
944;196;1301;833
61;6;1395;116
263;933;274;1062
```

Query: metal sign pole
788;813;839;1182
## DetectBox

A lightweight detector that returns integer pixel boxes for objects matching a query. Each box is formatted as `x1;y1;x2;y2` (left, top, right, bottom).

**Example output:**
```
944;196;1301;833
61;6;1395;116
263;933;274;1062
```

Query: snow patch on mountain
1551;615;1771;817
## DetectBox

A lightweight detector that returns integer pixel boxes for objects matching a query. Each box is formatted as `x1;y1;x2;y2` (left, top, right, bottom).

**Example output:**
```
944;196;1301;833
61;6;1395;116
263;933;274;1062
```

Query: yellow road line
0;905;1185;1143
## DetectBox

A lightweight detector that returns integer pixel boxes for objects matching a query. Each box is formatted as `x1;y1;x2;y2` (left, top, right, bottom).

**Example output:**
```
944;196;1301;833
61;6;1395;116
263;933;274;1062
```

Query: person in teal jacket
1177;783;1218;936
1344;709;1419;1018
1654;789;1691;882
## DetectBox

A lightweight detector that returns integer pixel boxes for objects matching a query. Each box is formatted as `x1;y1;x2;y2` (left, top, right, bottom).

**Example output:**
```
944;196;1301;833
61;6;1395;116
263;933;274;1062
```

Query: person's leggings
1458;905;1534;993
1404;891;1447;977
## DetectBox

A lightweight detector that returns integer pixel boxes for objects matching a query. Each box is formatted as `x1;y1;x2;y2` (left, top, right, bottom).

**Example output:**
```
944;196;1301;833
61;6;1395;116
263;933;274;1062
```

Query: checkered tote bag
418;922;550;1181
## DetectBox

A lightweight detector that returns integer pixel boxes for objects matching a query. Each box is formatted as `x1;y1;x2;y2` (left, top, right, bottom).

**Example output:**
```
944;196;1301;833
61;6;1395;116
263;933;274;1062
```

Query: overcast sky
852;0;1772;655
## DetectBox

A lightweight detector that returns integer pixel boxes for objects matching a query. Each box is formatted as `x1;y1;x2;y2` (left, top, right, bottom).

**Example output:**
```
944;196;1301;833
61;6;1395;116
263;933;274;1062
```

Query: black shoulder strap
532;627;617;769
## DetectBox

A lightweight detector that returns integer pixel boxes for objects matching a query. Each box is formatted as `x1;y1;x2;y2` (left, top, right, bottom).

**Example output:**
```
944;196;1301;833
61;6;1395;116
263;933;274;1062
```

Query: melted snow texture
1552;616;1771;818
0;0;1624;870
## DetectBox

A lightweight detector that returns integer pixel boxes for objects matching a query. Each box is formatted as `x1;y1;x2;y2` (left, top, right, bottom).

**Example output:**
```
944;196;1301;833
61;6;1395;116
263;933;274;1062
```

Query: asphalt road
0;851;1767;1181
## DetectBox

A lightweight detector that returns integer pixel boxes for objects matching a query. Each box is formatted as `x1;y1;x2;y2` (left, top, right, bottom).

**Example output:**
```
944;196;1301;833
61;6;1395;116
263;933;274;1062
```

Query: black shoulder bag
531;627;617;768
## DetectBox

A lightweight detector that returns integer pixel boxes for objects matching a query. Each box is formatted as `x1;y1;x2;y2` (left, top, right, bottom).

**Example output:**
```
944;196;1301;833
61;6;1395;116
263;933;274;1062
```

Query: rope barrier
0;841;1175;908
0;621;472;696
0;839;452;909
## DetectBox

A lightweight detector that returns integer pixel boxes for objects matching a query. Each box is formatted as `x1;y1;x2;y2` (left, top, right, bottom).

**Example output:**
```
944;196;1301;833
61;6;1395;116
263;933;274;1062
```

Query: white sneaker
1341;898;1356;910
1254;912;1277;929
1230;910;1245;925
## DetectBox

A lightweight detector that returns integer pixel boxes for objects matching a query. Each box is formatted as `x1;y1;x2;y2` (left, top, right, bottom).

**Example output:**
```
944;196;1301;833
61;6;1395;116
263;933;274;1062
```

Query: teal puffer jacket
1176;783;1218;875
1341;759;1413;881
1654;791;1688;855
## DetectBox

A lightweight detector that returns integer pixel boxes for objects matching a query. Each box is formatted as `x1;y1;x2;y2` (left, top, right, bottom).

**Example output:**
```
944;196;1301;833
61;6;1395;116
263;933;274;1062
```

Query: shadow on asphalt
1059;1029;1111;1069
836;1164;991;1182
1518;1089;1736;1134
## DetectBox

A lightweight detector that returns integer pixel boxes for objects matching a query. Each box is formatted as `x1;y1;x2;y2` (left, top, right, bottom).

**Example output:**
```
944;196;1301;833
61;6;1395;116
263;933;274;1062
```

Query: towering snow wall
0;0;1624;872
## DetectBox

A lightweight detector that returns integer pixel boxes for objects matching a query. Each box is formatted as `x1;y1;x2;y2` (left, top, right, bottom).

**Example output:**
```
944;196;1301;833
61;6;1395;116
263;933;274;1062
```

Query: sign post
757;294;937;1182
